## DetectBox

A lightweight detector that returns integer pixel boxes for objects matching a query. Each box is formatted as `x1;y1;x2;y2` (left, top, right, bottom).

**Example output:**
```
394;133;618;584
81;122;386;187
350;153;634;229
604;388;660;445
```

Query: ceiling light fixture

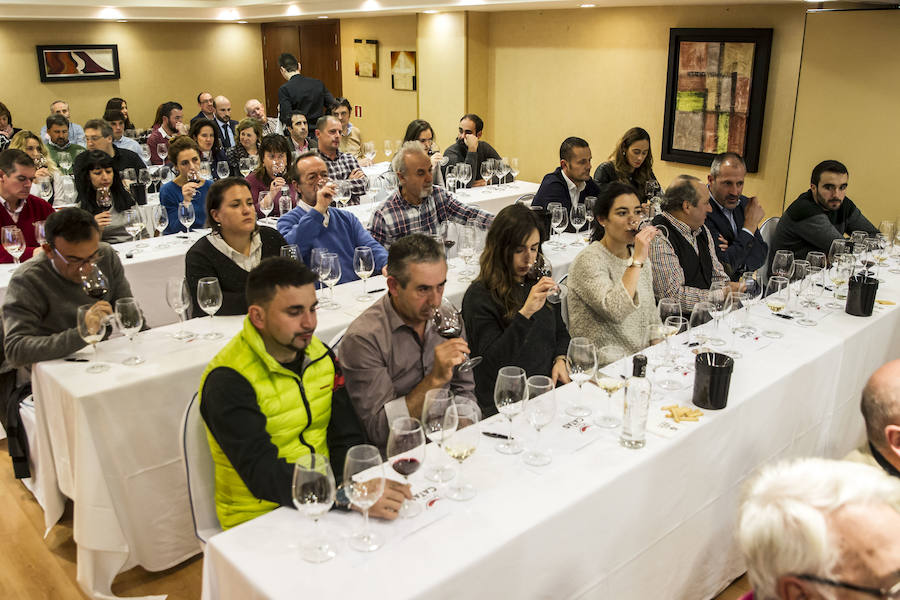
362;0;381;9
286;4;301;15
580;3;595;7
317;15;329;18
237;20;248;23
98;7;123;19
423;9;439;13
117;19;128;22
218;8;240;20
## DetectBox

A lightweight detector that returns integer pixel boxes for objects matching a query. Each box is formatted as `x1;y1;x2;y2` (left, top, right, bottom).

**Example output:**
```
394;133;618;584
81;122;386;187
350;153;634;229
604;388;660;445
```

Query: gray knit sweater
2;244;134;369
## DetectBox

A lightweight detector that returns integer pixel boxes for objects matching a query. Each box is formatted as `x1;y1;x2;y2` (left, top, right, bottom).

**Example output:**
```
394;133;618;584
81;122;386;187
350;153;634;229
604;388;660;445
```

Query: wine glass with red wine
432;297;482;371
80;262;110;300
386;417;426;518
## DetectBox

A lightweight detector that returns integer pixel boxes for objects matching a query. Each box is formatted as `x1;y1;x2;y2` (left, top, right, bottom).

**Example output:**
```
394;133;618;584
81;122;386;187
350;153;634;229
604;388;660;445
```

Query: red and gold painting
36;45;120;82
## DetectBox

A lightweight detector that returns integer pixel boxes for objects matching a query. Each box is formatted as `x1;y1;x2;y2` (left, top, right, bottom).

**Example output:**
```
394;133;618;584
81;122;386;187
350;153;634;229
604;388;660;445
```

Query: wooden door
299;20;342;99
261;24;301;121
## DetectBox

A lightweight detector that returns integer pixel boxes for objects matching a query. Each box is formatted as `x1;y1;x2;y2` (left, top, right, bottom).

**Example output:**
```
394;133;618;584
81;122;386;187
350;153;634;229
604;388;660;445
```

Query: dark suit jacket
278;74;335;127
531;167;601;233
704;194;768;280
214;118;239;149
190;111;213;125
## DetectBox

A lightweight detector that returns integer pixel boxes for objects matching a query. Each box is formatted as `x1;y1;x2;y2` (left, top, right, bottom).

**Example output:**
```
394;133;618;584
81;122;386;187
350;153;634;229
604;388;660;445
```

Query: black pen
482;431;512;440
367;287;386;293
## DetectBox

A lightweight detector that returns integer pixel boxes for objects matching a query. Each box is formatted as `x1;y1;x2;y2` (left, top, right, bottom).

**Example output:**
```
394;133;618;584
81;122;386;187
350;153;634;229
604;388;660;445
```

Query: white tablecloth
29;238;579;600
199;277;900;600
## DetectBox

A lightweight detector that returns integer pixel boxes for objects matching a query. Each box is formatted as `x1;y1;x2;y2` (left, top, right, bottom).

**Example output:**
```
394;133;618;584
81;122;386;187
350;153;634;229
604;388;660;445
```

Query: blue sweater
160;179;211;235
277;205;387;284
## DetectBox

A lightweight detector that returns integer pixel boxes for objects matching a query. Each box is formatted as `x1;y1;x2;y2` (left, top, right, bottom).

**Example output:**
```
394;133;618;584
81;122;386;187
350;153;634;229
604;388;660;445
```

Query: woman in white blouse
567;181;663;358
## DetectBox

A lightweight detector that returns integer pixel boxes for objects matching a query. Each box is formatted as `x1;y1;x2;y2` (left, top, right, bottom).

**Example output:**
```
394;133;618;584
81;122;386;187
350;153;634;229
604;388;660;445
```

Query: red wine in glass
392;457;421;477
432;298;482;371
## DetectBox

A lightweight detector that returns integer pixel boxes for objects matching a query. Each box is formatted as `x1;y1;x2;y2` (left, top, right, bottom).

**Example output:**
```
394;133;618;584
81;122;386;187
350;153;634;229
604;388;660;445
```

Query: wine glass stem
330;284;336;302
606;390;613;419
362;507;371;539
363;276;367;294
508;415;514;442
92;343;99;366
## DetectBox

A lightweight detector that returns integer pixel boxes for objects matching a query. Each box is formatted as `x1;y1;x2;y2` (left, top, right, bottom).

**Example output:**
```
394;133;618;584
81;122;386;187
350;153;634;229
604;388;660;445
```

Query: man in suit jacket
277;53;335;130
704;152;767;281
532;137;601;232
191;91;216;125
213;96;239;149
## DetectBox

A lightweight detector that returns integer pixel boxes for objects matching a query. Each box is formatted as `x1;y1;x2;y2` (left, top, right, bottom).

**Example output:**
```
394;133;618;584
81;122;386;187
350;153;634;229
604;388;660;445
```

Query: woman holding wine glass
568;182;664;356
10;131;65;204
159;136;211;235
185;177;286;316
75;150;141;244
225;118;262;177
593;127;663;204
461;204;571;416
188;119;227;170
403;119;445;187
245;134;297;218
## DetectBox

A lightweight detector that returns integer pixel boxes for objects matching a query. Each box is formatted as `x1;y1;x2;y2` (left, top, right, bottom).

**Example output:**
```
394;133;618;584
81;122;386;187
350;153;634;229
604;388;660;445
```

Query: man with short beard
370;141;494;248
44;114;85;173
442;113;501;188
147;101;186;165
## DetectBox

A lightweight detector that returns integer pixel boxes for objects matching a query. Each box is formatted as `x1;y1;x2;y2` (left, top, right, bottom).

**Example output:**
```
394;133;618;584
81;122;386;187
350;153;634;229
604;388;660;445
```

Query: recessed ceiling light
580;3;595;7
237;20;248;23
423;9;439;13
362;0;380;9
317;15;329;18
286;4;300;15
117;19;128;22
98;7;123;19
218;8;239;20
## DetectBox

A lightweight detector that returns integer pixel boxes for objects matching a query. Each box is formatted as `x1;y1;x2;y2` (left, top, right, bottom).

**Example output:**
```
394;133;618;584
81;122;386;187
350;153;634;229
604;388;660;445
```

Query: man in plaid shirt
370;141;494;248
315;115;367;205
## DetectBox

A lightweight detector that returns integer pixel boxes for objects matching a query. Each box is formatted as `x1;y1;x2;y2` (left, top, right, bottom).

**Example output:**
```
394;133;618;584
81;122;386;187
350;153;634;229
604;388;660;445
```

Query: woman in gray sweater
567;182;663;360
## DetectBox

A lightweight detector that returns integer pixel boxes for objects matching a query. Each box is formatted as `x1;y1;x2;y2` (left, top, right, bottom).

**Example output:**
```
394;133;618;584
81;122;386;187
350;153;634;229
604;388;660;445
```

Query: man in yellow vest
199;257;411;529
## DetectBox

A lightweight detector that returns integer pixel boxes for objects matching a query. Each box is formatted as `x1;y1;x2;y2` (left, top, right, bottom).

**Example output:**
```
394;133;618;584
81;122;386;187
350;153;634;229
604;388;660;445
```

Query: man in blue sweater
277;151;387;283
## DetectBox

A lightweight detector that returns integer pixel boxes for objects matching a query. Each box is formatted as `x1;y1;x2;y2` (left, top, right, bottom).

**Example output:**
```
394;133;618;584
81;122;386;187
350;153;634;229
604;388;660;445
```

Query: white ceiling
0;0;893;21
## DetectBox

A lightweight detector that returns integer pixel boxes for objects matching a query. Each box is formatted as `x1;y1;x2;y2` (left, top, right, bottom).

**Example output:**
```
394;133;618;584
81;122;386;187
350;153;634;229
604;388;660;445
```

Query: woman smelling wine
10;130;65;203
593;127;662;204
461;203;571;416
245;134;297;218
159;136;211;235
75;150;140;244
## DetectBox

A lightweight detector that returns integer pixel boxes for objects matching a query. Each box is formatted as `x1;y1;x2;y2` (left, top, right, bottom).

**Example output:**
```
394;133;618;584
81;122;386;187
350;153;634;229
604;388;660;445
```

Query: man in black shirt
73;119;147;204
277;53;335;130
442;113;502;188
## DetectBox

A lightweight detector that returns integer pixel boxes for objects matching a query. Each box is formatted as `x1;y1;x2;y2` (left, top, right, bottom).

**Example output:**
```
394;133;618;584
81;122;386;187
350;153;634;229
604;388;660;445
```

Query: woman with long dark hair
567;182;662;355
461;203;571;415
593;127;662;204
403;119;445;187
75;150;139;243
105;97;134;130
245;134;297;218
189;118;227;170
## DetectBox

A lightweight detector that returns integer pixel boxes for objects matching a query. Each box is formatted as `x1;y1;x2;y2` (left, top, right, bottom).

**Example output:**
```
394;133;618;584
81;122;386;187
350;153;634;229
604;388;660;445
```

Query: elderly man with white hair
738;457;900;600
244;98;282;137
369;141;494;248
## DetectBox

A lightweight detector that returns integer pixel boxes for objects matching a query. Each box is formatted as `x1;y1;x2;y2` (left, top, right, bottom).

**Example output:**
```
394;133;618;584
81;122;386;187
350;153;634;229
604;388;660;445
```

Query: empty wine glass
198;162;213;181
595;344;624;427
705;282;729;346
383;140;393;159
77;304;110;373
318;253;341;309
33;221;46;246
806;251;827;270
278;189;293;217
495;158;511;190
152;205;170;248
432;297;482;371
438;220;457;269
1;225;25;264
353;246;375;301
493;366;527;455
548;203;567;249
216;161;230;179
689;301;715;350
387;417;426;518
165;277;195;340
123;208;144;248
292;454;336;563
797;266;825;326
658;297;682;324
480;160;495;193
566;337;597;418
457;223;477;282
115;297;144;365
771;250;794;280
735;272;761;334
258;191;274;220
178;203;195;242
570;203;587;247
654;316;689;388
156;143;168;162
421;388;458;483
140;144;152;163
37;177;52;201
456;163;472;196
527;252;567;304
523;375;555;466
197;277;223;340
763;275;790;339
57;152;72;172
343;444;385;552
363;141;376;163
442;402;480;501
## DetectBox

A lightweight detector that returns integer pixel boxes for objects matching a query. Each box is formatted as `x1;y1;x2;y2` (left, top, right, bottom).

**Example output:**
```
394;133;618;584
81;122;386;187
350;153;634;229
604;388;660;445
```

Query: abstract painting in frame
36;44;120;82
661;28;772;172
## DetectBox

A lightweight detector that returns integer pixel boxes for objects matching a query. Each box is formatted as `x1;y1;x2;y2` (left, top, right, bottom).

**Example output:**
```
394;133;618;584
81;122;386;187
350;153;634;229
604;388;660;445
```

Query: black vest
653;214;713;289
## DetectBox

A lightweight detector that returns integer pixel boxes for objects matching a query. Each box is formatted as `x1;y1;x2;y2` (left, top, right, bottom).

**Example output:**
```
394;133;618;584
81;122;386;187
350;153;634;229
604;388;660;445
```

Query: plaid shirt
649;211;729;311
370;185;495;248
321;151;366;204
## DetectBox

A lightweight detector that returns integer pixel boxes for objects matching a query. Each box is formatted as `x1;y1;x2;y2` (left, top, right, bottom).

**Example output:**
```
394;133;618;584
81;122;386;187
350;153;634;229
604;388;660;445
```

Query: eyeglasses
796;574;900;599
52;246;101;268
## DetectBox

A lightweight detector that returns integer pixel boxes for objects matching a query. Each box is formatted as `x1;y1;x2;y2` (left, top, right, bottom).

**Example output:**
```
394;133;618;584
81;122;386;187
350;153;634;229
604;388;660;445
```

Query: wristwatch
627;257;644;268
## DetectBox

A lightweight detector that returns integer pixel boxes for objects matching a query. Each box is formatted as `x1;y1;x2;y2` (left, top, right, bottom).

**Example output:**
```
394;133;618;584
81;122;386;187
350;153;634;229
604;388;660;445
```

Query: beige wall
418;12;468;153
0;21;264;132
486;4;807;218
785;9;900;227
340;15;419;161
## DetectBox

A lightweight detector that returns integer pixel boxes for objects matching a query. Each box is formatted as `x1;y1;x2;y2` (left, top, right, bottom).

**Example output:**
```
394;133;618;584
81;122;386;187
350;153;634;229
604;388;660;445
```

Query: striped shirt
321;151;366;204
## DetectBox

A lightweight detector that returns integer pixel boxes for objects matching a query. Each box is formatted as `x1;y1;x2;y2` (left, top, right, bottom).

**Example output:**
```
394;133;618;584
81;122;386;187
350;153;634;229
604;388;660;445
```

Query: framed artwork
36;44;120;82
390;51;416;91
661;28;772;172
354;39;378;77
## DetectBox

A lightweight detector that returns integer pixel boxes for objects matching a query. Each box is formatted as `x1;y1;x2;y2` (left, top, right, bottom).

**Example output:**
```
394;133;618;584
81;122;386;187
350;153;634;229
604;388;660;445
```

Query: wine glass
523;375;555;467
442;402;480;501
457;163;472;196
198;162;213;181
115;297;144;366
719;297;744;359
279;244;299;261
165;277;195;341
421;388;458;483
197;277;223;340
689;301;715;349
432;297;482;371
797;266;825;326
763;275;790;339
60;176;76;205
139;144;151;163
363;141;376;163
318;253;341;309
216;161;230;179
258;192;274;220
333;180;352;208
570;203;587;247
156;143;168;162
292;454;337;563
123;208;144;248
735;272;762;334
457;223;477;282
785;259;810;318
827;238;849;267
96;186;112;210
1;225;25;264
77;304;110;373
57;152;72;173
509;157;519;184
343;444;385;552
705;281;730;346
33;221;46;246
656;316;690;385
566;337;597;418
438;220;457;269
79;262;109;300
806;251;827;270
387;417;426;518
353;246;375;301
527;252;567;304
37;177;53;201
178;203;195;241
547;203;566;249
595;344;624;427
278;189;293;217
495;158;511;190
493;366;527;455
479;160;495;194
138;168;151;198
771;250;794;280
658;297;682;324
827;254;854;309
152;205;170;248
383;140;393;159
239;158;252;177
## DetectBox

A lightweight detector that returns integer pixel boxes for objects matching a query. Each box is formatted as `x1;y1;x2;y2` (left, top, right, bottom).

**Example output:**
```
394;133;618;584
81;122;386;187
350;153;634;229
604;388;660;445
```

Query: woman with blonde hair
593;127;662;204
10;130;65;204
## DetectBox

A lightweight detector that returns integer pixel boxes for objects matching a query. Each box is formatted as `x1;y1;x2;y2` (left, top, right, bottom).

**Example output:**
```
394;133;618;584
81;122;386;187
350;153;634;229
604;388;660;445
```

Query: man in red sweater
0;149;55;263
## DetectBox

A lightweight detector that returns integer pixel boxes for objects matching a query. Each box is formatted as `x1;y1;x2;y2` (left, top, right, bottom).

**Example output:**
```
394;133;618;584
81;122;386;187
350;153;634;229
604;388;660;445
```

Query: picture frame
390;51;417;91
36;44;120;82
661;28;772;172
354;39;378;78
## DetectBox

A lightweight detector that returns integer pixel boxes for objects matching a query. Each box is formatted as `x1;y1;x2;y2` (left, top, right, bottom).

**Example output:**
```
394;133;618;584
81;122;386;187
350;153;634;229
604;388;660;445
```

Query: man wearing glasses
738;457;900;600
72;119;147;204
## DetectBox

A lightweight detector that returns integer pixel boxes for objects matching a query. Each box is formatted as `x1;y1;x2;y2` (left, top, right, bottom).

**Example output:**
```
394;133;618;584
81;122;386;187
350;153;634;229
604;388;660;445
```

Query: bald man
856;359;900;477
213;95;238;149
244;99;282;137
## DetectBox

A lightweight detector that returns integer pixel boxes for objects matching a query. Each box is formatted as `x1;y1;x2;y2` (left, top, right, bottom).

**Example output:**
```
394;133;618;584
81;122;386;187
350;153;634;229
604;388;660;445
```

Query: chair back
757;216;780;284
180;392;221;545
516;193;535;207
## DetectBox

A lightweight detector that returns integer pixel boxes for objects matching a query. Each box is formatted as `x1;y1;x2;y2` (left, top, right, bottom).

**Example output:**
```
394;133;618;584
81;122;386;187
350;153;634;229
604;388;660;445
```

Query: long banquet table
198;275;900;599
28;228;570;600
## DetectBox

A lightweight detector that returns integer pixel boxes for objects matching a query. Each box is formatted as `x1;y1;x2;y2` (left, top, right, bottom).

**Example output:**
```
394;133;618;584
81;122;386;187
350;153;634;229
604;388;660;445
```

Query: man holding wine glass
0;149;55;263
73;119;147;206
277;152;386;283
198;257;410;529
340;234;476;449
